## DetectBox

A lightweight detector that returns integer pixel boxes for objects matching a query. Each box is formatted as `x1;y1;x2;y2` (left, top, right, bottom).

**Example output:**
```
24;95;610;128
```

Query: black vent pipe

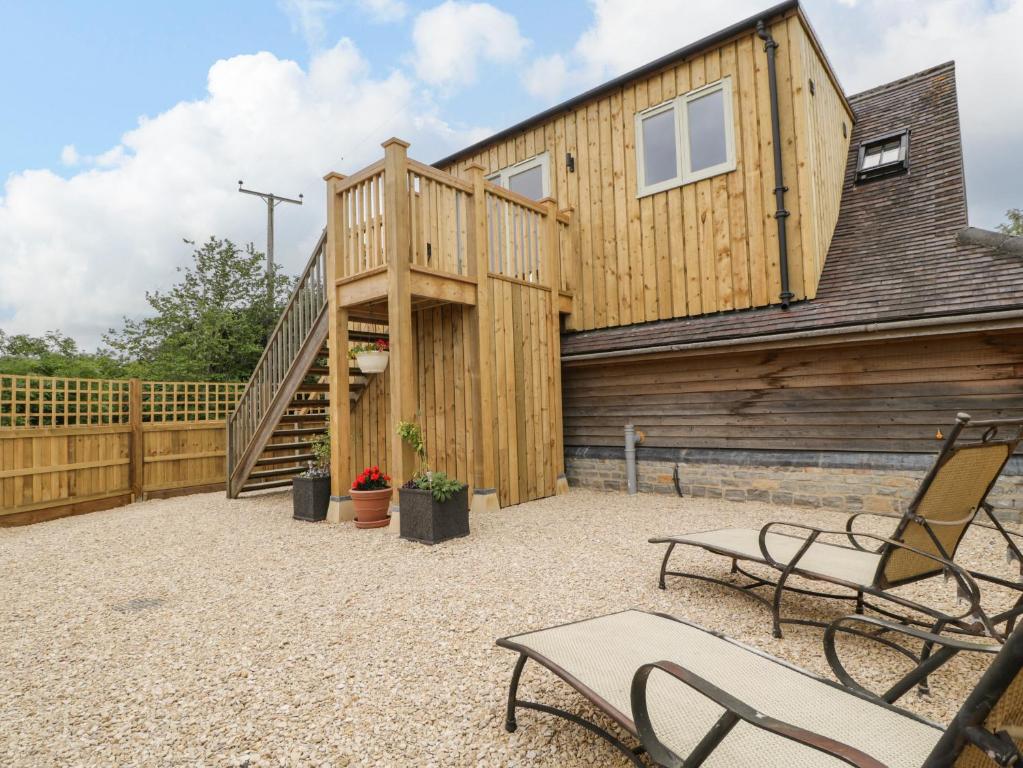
756;19;794;308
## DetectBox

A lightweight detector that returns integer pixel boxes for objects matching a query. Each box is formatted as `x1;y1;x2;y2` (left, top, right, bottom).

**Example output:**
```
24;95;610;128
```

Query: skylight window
856;129;909;182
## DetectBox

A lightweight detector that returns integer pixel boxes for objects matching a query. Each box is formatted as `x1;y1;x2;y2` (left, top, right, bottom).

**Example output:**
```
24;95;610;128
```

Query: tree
998;208;1023;237
0;330;124;378
102;237;293;381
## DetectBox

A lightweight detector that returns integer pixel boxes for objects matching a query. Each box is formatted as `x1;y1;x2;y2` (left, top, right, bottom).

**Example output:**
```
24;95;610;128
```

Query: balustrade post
466;164;499;512
324;171;354;522
541;199;569;495
382;138;415;533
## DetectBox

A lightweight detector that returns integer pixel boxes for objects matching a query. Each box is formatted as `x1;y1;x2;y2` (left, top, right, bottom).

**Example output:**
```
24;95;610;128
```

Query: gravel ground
1;489;1016;766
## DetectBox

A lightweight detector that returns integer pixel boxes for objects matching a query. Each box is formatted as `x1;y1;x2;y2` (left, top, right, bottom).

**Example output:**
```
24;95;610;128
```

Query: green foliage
102;237;294;381
998;208;1023;237
348;339;389;359
396;419;429;478
0;330;125;378
310;430;331;472
412;472;465;503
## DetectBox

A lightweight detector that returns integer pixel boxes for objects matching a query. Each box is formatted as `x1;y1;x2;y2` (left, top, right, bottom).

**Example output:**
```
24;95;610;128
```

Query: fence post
129;378;144;501
541;200;569;496
382;138;415;534
466;164;499;513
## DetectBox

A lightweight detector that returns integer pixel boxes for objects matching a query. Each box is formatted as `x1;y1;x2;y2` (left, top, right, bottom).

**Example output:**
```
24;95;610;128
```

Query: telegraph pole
238;181;303;300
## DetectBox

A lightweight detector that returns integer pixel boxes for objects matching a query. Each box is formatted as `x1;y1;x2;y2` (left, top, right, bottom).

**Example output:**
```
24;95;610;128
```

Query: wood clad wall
440;10;854;332
349;363;390;478
562;332;1023;454
795;22;852;299
1;426;132;518
345;280;559;508
486;276;558;506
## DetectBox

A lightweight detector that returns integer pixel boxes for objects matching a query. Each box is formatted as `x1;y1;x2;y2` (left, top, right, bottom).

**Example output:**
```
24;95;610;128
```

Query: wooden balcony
324;139;574;323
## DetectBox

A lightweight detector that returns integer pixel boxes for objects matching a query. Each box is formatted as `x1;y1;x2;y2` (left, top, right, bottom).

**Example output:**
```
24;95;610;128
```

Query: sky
1;0;1021;348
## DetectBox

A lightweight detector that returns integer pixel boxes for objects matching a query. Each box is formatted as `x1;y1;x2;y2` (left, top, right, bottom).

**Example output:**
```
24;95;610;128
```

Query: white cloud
0;40;481;347
359;0;408;22
521;0;1023;229
411;1;528;89
59;145;79;167
279;0;338;48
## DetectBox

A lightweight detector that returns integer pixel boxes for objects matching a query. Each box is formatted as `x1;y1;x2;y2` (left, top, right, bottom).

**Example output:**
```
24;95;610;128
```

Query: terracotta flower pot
351;487;391;529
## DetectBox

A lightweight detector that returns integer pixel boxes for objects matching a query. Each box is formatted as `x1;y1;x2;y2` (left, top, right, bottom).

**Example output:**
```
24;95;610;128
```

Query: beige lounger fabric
672;528;882;587
508;610;942;767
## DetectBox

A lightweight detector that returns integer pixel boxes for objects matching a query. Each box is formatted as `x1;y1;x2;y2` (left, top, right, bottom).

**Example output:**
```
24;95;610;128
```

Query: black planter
293;475;330;522
399;484;469;544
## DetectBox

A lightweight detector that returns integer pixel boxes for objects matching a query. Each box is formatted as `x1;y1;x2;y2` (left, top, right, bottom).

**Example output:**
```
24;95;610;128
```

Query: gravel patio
1;488;1013;767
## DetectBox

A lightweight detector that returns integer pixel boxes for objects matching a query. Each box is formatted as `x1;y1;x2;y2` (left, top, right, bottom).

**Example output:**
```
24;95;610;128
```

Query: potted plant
396;421;469;545
292;431;331;522
351;464;392;529
349;338;389;374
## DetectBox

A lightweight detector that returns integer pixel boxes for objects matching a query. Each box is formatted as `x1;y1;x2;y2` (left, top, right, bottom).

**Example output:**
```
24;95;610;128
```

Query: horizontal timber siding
562;331;1023;454
439;11;853;332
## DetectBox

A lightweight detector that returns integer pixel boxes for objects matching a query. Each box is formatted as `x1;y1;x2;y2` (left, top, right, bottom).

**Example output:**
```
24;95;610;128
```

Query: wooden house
226;0;1023;521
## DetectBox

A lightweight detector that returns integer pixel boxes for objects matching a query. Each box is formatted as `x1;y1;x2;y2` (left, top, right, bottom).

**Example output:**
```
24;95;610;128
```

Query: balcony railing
330;143;574;301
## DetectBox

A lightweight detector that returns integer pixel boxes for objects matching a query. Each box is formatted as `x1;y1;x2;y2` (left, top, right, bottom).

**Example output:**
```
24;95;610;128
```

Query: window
635;77;736;197
856;129;909;182
488;152;550;200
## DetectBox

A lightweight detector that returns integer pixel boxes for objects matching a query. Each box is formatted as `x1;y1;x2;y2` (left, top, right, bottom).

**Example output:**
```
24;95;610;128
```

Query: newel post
382;138;415;533
540;199;569;495
466;164;500;512
324;170;354;523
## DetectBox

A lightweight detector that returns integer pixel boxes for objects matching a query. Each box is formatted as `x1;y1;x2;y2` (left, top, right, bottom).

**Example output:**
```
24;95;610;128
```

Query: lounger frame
655;415;1023;656
497;609;1023;767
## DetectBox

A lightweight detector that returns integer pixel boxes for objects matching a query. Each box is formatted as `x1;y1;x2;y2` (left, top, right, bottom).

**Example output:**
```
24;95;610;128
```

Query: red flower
383;474;391;482
371;472;380;481
351;481;358;490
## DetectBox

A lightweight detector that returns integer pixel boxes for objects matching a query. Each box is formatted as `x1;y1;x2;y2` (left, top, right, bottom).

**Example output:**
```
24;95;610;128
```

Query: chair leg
658;542;676;590
855;589;864;615
505;653;527;733
916;618;947;696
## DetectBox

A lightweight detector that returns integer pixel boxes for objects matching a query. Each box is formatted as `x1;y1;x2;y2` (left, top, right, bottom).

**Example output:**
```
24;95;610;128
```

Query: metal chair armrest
844;512;899;552
824;615;998;704
631;660;888;768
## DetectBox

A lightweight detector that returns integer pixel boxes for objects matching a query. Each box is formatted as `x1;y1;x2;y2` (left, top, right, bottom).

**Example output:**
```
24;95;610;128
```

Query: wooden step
241;478;296;493
249;465;306;480
272;426;327;437
307;367;329;376
255;452;316;466
279;413;330;423
288;399;329;409
263;442;317;454
298;382;329;392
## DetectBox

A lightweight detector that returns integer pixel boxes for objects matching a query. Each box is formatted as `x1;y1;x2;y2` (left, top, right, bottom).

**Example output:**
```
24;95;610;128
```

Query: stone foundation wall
565;448;1023;521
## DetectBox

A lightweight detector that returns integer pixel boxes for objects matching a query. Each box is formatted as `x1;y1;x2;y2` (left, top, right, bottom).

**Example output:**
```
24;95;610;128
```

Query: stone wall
565;447;1023;522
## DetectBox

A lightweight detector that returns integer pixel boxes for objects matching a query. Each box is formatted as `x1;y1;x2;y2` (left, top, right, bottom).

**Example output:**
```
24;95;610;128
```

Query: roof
434;0;823;169
561;61;1023;360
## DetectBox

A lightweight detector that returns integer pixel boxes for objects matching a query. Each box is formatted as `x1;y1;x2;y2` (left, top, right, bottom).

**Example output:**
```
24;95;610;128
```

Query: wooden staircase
226;231;384;497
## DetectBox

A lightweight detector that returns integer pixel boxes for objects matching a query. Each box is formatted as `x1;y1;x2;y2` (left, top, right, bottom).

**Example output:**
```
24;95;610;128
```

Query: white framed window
635;77;736;197
488;152;550;200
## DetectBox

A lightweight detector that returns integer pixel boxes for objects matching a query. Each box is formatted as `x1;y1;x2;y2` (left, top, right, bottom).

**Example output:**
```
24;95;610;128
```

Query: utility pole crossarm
238;181;303;301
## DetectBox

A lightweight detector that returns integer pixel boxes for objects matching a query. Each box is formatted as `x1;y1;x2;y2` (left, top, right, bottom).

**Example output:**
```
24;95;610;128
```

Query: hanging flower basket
351;339;389;374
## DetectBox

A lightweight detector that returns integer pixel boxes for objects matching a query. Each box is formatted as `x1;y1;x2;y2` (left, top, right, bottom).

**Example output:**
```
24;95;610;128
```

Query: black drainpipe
756;20;794;308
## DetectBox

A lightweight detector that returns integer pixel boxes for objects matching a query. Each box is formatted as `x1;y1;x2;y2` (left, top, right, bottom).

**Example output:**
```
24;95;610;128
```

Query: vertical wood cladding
439;11;852;332
562;332;1023;454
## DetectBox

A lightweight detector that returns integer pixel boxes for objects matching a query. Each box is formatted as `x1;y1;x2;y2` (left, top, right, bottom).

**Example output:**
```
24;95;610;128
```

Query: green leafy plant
396;420;429;479
348;339;389;359
301;430;331;478
412;471;465;503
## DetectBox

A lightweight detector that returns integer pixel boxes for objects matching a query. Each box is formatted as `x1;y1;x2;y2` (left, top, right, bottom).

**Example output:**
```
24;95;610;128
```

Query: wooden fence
1;374;244;526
